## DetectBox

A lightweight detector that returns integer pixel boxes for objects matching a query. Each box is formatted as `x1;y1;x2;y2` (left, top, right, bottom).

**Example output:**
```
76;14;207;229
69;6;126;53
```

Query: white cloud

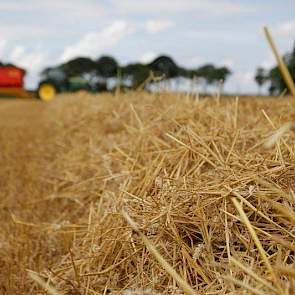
0;1;107;17
114;0;251;15
6;45;48;88
145;20;174;34
60;21;133;62
35;0;108;23
259;52;275;69
0;40;7;57
219;58;234;68
139;52;158;63
241;71;253;83
0;24;56;42
228;70;257;94
0;3;26;11
275;21;295;38
189;56;204;66
9;46;47;72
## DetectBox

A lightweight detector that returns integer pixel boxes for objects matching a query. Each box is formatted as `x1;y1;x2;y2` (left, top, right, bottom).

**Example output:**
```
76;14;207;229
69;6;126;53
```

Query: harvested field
0;93;295;294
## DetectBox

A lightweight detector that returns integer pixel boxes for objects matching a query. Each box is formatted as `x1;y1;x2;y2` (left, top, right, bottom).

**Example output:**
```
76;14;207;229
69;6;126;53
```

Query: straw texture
0;92;294;294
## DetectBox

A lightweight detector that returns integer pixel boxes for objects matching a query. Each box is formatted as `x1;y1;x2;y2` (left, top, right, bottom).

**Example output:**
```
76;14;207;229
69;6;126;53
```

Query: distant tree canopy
197;64;216;85
148;56;179;78
121;63;150;88
196;64;231;86
39;54;232;92
214;66;232;83
254;43;295;95
96;56;118;78
254;67;268;94
63;57;96;76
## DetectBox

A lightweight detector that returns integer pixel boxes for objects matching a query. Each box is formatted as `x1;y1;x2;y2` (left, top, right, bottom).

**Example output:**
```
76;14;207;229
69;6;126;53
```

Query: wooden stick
263;26;295;100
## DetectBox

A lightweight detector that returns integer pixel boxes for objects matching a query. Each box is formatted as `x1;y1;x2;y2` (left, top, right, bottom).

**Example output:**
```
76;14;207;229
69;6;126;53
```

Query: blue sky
0;0;295;93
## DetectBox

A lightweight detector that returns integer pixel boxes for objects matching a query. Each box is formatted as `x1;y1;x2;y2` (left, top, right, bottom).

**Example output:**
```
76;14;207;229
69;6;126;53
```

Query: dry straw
1;92;295;294
122;210;197;295
263;26;295;149
263;26;295;100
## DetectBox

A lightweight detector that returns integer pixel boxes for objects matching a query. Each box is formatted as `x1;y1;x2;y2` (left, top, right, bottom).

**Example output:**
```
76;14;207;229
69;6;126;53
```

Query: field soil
0;94;294;294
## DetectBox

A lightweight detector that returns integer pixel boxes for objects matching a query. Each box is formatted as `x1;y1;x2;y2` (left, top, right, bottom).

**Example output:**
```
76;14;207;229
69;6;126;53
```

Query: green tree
196;64;215;90
254;67;267;94
177;67;189;78
268;66;285;95
214;66;231;84
192;64;232;92
96;56;118;78
63;57;96;77
94;56;119;90
148;55;178;78
121;63;150;89
263;43;295;95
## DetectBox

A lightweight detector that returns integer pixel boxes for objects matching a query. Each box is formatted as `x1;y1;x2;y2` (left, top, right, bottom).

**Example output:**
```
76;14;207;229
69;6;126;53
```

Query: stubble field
0;92;294;294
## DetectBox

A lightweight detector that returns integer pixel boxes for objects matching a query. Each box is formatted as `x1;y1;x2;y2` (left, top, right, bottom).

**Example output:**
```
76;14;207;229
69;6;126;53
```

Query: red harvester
0;66;32;98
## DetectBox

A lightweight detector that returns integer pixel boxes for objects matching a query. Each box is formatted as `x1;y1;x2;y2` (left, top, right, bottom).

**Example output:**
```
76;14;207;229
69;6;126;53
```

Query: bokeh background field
0;93;294;294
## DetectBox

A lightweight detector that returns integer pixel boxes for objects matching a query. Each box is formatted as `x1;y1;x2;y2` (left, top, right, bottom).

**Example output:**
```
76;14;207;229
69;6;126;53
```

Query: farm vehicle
0;65;106;101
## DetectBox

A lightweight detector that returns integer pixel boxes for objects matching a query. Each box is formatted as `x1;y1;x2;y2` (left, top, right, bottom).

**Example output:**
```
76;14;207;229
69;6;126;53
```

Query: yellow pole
263;26;295;100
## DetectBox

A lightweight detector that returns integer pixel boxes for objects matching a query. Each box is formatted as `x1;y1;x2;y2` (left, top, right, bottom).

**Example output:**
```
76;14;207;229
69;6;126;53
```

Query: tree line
254;43;295;95
2;42;295;95
41;55;232;92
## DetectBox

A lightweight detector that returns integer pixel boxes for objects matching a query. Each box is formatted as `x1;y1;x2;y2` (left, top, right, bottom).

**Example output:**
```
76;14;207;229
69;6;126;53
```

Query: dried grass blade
264;122;294;149
229;256;276;292
223;275;267;295
122;210;197;295
28;271;60;295
231;198;284;295
276;265;295;277
263;27;295;100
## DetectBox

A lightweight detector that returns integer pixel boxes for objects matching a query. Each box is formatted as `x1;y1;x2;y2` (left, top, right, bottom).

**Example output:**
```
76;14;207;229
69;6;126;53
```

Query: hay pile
1;93;295;294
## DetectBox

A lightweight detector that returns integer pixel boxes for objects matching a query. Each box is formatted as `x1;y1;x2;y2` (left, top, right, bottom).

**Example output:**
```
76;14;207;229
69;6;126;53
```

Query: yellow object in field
38;83;56;102
0;87;32;98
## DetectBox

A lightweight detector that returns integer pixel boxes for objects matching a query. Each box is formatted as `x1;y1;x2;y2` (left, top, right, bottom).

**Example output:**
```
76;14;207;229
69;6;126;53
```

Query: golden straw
263;26;295;100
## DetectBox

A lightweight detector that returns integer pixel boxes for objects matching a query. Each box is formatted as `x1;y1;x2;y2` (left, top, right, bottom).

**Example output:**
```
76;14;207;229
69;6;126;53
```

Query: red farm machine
0;65;99;102
0;65;61;101
0;66;33;99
